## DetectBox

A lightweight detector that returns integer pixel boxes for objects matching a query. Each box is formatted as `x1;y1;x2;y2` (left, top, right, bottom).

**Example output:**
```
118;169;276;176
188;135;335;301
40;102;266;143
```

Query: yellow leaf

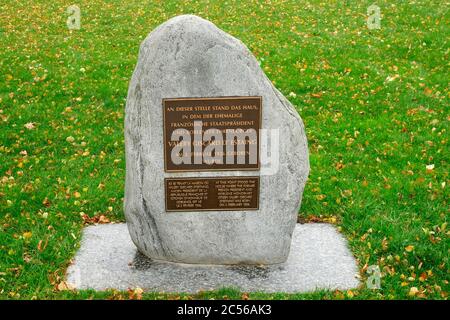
405;245;414;252
23;231;32;239
134;287;143;300
408;287;419;296
324;216;337;224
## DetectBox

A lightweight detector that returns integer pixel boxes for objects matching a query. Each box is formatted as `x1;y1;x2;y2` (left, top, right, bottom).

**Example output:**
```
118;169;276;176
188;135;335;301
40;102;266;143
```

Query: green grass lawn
0;0;448;300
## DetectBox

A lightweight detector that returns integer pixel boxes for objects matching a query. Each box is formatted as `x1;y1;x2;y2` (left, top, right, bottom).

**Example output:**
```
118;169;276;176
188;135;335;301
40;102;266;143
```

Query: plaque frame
164;176;260;212
162;96;262;172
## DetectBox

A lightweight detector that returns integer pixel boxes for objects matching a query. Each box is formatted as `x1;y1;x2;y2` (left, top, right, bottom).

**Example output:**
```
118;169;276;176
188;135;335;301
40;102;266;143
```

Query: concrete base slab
66;223;360;293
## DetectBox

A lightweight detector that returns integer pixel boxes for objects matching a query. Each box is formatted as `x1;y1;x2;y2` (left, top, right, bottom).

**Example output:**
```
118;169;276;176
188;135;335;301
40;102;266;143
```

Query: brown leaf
98;215;110;224
37;238;48;252
24;122;35;130
419;272;427;282
81;213;110;225
381;237;389;250
57;281;74;291
335;162;345;170
42;197;51;207
128;287;143;300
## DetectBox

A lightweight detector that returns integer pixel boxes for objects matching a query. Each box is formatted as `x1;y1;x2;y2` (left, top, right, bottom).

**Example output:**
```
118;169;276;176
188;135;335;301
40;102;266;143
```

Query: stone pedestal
66;223;360;293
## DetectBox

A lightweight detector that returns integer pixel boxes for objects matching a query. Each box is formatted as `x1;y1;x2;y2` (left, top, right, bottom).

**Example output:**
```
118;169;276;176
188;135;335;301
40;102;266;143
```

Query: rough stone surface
124;15;309;264
66;223;360;293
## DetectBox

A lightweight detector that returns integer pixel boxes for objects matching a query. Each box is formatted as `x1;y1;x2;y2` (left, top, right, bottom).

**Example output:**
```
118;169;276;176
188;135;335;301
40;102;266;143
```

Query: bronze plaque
165;177;259;212
163;96;262;172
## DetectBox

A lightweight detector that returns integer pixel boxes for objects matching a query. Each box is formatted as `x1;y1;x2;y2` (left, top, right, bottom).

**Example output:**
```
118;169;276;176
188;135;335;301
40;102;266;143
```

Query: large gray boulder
124;15;309;264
